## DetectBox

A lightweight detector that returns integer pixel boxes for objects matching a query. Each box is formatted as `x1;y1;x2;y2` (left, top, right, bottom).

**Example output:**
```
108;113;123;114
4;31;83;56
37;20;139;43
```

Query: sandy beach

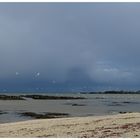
0;112;140;138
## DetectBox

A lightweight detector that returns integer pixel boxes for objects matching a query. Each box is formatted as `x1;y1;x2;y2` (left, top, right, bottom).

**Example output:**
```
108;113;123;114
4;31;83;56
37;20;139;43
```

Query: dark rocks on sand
106;102;124;107
0;111;7;115
94;97;105;99
122;101;140;104
71;103;86;106
64;103;86;106
119;111;132;114
19;112;70;119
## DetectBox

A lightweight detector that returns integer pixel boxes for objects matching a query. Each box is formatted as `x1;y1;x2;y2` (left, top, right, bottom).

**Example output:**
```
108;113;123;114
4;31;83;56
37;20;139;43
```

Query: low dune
0;113;140;138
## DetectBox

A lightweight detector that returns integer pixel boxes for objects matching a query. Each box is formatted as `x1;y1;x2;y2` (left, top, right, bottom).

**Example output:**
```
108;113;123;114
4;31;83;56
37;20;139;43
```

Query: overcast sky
0;3;140;92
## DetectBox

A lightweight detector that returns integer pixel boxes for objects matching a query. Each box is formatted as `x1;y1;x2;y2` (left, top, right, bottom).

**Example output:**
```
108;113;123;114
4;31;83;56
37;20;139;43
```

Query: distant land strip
0;95;85;100
80;90;140;94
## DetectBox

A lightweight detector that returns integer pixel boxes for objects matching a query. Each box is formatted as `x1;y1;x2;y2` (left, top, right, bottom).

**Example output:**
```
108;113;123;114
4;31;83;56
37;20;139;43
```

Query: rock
19;112;70;119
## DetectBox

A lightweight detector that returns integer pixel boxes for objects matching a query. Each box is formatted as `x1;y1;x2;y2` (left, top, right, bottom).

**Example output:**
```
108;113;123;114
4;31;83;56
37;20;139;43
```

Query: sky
0;3;140;92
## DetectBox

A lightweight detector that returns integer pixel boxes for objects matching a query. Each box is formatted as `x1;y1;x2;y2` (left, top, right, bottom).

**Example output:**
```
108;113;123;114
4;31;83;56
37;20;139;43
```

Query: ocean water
0;93;140;123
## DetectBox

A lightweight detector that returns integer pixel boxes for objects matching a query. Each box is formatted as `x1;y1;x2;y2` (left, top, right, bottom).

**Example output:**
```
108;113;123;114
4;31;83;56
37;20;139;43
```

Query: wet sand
0;112;140;137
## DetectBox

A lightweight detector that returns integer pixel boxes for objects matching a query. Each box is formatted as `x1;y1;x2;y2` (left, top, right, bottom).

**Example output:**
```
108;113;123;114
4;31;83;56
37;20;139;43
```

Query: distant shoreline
0;90;140;94
0;92;140;100
0;94;85;100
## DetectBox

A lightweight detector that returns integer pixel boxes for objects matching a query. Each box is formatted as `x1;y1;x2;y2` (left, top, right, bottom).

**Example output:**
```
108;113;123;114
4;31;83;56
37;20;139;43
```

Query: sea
0;93;140;123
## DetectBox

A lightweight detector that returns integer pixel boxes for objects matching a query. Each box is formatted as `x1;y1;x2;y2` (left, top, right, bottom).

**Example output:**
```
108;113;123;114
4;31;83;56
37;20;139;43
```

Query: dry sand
0;113;140;138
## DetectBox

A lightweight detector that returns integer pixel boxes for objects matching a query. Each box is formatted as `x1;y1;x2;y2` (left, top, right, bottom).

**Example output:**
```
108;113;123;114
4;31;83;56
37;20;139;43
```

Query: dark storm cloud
0;3;140;91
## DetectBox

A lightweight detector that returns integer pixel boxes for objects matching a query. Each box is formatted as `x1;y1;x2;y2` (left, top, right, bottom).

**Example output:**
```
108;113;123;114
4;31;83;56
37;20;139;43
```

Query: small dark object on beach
119;112;127;114
106;102;124;106
94;97;105;99
63;103;86;106
122;101;140;104
19;112;70;119
0;95;25;100
71;103;86;106
119;111;132;114
123;101;131;104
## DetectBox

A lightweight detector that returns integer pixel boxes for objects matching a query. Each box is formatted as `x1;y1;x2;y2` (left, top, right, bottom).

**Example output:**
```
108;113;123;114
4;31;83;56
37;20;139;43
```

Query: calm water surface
0;93;140;123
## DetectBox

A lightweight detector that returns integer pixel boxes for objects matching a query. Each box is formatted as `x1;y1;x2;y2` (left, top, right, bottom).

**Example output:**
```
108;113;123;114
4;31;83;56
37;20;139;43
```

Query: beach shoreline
0;112;140;138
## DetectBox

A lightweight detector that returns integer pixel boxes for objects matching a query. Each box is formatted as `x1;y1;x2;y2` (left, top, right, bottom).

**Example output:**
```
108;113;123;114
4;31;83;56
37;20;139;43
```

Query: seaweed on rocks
19;112;70;119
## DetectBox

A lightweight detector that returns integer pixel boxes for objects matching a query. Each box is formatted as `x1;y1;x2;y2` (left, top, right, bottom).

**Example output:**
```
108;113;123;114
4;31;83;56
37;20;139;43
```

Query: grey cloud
0;3;140;91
